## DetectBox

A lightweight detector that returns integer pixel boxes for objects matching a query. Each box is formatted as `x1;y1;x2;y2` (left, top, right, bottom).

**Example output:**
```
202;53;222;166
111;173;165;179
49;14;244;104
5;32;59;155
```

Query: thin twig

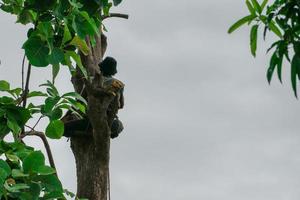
32;116;43;130
21;54;25;92
22;131;57;171
108;167;111;200
24;125;34;130
22;63;32;108
102;13;129;20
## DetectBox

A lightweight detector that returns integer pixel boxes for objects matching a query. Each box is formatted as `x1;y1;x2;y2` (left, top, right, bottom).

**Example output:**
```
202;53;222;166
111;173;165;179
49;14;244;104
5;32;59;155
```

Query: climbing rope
108;167;111;200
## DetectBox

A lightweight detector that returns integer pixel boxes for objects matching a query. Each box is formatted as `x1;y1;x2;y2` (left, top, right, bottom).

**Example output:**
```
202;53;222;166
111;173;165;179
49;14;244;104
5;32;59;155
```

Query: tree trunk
69;33;116;200
71;136;109;200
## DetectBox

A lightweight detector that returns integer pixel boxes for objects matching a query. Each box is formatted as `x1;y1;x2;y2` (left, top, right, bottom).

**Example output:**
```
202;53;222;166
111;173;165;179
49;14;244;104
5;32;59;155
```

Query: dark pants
64;117;123;139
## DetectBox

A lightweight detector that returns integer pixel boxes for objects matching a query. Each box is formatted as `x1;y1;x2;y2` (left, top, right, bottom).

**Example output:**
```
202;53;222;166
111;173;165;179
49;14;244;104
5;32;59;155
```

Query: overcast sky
1;0;300;199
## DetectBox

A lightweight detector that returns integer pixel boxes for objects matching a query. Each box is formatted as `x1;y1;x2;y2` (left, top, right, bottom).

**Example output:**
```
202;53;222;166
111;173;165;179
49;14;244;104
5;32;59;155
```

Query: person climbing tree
63;56;125;139
100;56;125;138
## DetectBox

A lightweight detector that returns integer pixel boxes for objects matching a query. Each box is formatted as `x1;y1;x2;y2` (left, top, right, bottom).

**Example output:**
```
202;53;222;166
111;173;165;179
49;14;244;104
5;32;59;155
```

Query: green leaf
0;80;10;91
12;169;29;178
41;97;60;115
5;153;19;163
69;36;90;55
49;108;63;120
0;160;11;178
291;54;300;97
39;13;52;22
246;0;256;16
250;24;259;57
68;0;83;9
47;48;64;65
0;109;4;117
6;106;31;128
36;174;63;192
103;2;112;16
43;191;65;199
228;15;256;34
35;166;56;175
277;54;283;83
0;169;7;184
52;64;60;83
23;151;45;173
5;182;30;192
79;11;99;35
62;92;87;105
14;148;35;161
36;22;53;40
267;51;278;83
26;183;41;199
17;9;35;25
113;0;123;6
7;118;21;135
27;91;47;98
62;24;72;44
25;0;56;12
0;120;10;139
72;13;98;38
8;88;22;98
66;51;88;78
294;42;300;55
40;81;60;97
62;53;74;72
65;99;86;114
22;37;50;67
259;16;282;38
261;0;268;11
250;0;262;13
0;96;14;104
11;183;30;191
268;21;282;38
45;120;64;139
1;4;13;14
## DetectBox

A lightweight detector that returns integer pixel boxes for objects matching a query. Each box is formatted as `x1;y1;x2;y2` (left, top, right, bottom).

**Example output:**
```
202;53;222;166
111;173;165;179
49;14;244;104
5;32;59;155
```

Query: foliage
0;0;124;199
0;141;63;200
0;79;87;198
228;0;300;97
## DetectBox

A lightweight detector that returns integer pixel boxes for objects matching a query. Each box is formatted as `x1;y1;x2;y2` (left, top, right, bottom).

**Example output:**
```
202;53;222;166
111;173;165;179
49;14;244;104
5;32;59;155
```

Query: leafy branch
228;0;300;97
22;131;56;171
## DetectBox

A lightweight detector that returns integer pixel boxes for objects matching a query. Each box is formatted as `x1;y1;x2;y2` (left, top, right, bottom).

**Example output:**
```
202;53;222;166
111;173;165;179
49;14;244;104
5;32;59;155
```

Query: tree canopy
0;0;124;199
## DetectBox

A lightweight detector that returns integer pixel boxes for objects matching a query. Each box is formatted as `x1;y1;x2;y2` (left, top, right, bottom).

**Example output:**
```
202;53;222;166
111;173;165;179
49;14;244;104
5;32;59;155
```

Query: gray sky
1;0;300;199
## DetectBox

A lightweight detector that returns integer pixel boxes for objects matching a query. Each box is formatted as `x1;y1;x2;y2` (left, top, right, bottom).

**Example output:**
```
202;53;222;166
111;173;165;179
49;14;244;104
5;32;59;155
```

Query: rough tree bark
69;32;119;199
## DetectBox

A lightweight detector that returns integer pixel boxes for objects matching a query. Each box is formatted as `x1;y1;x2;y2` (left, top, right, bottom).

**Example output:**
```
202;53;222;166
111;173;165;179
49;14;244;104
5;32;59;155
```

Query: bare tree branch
21;54;25;92
22;131;57;171
32;116;43;130
102;13;129;20
22;63;32;108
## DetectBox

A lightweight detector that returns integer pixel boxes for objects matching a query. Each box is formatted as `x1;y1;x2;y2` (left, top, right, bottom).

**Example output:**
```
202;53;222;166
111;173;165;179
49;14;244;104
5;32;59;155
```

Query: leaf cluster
0;141;68;200
0;81;87;199
0;80;87;140
228;0;300;97
1;0;123;81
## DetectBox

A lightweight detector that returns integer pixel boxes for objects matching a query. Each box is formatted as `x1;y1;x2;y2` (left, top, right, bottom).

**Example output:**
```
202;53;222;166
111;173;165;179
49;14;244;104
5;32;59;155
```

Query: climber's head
99;56;117;76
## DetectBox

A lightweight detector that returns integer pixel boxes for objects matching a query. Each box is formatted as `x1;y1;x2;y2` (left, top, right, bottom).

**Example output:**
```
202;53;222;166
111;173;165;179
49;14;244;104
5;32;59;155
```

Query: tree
228;0;300;97
0;0;128;199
